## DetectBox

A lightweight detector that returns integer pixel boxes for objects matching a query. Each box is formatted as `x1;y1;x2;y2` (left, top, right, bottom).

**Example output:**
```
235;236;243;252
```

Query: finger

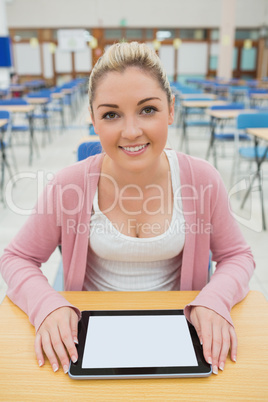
70;311;79;345
50;326;72;374
229;326;238;362
58;322;78;365
211;324;222;374
41;330;59;373
218;326;231;371
35;332;44;367
200;321;213;367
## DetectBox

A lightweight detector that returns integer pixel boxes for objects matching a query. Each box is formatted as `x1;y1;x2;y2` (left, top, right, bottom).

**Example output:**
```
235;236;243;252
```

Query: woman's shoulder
52;154;104;187
175;151;222;184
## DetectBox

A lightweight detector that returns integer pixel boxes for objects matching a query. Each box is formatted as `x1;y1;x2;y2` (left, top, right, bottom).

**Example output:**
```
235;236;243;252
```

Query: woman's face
90;67;174;174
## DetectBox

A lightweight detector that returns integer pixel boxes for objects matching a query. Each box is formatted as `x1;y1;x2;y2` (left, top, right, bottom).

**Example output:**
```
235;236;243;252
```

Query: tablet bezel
68;309;212;379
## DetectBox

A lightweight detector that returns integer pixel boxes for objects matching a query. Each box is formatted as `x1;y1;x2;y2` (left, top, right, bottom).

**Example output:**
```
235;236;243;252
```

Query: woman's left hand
190;306;237;374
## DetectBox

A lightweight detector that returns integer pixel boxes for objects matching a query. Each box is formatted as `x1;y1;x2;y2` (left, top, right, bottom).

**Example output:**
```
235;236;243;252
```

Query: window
156;29;175;41
104;29;122;40
14;30;38;41
126;29;143;40
235;30;259;40
211;30;219;41
179;29;207;40
146;29;154;40
241;47;257;71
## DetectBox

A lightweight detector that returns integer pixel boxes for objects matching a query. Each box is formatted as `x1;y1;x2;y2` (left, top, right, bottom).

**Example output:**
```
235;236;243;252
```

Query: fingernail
208;357;212;365
213;365;218;375
74;337;78;345
219;362;224;371
63;365;69;374
233;356;237;362
200;339;203;346
71;355;77;363
52;363;58;372
38;360;43;367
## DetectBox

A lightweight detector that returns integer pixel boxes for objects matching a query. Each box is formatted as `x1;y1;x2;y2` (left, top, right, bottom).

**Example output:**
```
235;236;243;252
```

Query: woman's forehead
93;67;163;97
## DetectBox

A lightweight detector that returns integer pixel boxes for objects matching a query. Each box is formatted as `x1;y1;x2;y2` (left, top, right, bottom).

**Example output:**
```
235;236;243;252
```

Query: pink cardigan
0;152;255;331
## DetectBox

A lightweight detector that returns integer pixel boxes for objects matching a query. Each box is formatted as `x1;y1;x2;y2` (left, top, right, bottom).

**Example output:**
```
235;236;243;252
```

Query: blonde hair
88;41;173;111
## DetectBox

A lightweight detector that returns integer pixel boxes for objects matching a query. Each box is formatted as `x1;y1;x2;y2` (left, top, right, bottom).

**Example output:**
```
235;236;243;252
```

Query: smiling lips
120;143;149;154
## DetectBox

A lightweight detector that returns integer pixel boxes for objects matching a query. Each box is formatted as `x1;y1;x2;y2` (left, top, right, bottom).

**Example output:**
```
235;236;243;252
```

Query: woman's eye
103;112;118;120
141;107;156;115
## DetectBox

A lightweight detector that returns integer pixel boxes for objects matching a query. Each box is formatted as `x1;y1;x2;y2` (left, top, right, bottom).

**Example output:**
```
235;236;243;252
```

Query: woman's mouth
119;143;149;154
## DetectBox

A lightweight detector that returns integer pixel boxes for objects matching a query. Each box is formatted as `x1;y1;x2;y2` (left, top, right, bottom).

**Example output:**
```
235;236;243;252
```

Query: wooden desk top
182;100;226;108
247;128;268;141
250;93;268;100
62;88;75;94
0;104;35;113
26;97;50;104
52;92;65;99
207;109;256;119
0;291;267;401
0;118;8;128
179;93;217;99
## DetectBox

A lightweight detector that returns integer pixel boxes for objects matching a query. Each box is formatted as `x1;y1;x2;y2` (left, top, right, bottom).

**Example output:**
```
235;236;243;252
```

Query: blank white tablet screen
82;315;198;369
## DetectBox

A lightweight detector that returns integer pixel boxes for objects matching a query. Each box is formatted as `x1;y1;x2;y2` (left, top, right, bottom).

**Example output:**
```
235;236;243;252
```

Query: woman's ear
168;95;175;125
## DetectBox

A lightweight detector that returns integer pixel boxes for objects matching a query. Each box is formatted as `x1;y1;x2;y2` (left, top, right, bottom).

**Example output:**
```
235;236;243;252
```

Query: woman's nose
121;117;143;140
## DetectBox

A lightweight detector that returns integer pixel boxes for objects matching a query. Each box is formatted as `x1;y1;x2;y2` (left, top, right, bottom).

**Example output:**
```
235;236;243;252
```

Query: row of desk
178;98;268;230
0;290;267;400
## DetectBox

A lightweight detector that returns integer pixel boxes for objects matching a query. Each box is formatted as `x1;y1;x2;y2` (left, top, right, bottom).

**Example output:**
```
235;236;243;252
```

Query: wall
5;0;268;29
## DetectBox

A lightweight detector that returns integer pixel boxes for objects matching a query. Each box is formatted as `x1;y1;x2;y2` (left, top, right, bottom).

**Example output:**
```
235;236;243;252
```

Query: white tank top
83;149;185;291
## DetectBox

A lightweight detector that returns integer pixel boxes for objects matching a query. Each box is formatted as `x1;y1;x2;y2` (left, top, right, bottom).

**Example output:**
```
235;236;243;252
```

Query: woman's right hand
35;307;79;373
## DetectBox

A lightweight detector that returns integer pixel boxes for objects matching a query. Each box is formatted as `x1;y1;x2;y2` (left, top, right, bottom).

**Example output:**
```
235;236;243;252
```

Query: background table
0;290;267;401
0;104;36;164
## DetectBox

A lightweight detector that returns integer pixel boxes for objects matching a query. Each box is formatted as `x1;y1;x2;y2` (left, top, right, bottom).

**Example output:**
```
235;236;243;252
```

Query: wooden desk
0;104;37;165
0;104;34;114
206;109;255;120
0;118;8;128
247;127;268;141
241;127;268;230
182;100;226;109
250;93;268;108
180;100;227;154
0;118;10;202
205;109;257;168
179;93;217;100
26;97;52;143
51;93;66;128
0;291;267;401
52;92;65;100
26;97;50;105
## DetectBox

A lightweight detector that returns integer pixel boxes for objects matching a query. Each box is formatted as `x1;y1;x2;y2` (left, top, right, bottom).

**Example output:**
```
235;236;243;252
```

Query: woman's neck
101;152;169;190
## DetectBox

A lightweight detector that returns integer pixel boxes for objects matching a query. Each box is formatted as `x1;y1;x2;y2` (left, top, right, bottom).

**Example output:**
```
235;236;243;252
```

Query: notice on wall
57;29;86;52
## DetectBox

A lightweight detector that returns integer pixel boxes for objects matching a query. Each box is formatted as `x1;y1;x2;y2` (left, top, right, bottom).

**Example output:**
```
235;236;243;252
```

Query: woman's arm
185;166;255;373
0;179;81;372
0;178;80;331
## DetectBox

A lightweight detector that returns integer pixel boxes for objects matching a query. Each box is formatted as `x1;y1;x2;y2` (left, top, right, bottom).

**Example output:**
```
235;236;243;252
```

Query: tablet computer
68;309;212;379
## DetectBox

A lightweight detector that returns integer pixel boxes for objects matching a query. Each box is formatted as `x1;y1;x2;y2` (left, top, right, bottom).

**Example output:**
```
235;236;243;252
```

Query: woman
0;42;255;376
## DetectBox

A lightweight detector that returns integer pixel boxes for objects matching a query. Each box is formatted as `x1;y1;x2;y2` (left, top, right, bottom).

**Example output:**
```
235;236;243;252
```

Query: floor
0;99;268;304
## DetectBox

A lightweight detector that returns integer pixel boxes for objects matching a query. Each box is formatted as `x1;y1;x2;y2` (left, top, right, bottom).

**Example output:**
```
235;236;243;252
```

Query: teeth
122;144;147;152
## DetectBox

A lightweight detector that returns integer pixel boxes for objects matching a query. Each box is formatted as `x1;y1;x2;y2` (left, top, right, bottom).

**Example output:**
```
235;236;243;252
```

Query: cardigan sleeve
0;177;81;331
184;166;255;326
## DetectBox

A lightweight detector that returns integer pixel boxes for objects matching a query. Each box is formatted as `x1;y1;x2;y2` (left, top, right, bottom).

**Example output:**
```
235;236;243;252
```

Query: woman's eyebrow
97;103;119;109
137;97;161;105
97;97;161;110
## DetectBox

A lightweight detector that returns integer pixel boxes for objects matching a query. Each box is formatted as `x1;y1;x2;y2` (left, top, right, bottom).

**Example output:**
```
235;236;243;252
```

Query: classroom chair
77;141;102;162
0;110;17;203
233;113;268;230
